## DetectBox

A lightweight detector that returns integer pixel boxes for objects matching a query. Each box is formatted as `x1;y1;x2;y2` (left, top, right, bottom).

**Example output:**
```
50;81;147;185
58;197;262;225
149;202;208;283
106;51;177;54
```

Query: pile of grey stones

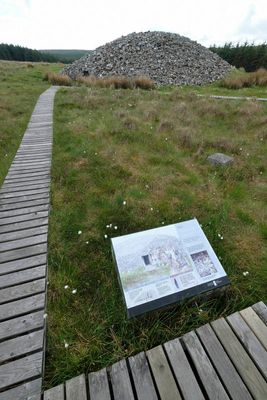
63;31;232;86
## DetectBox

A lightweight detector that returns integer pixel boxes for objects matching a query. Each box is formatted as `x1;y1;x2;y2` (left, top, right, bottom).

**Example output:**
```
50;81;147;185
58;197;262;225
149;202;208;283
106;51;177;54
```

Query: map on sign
111;219;230;317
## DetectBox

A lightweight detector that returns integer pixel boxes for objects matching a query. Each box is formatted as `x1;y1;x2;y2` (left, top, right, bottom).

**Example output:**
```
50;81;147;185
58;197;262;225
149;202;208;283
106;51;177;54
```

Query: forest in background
1;42;267;71
210;42;267;72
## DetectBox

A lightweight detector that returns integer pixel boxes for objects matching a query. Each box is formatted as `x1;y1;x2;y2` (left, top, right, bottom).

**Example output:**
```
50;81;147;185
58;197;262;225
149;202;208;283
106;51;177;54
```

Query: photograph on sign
111;219;230;317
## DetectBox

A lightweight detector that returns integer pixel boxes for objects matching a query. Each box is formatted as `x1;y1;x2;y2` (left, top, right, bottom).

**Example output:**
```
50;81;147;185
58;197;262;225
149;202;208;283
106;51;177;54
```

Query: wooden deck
0;86;58;400
44;301;267;400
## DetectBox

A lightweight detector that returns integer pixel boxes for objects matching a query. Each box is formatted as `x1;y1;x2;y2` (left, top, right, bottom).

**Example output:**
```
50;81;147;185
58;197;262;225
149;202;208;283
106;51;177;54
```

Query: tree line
210;42;267;72
0;43;57;62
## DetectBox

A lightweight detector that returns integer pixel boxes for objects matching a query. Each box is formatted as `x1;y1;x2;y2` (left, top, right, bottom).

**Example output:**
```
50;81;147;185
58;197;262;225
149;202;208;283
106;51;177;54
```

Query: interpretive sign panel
111;219;230;317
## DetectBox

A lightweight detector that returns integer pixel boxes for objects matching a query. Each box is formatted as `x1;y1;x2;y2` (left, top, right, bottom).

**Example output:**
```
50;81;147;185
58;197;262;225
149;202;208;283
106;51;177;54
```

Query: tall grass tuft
77;74;155;90
43;72;72;86
220;68;267;89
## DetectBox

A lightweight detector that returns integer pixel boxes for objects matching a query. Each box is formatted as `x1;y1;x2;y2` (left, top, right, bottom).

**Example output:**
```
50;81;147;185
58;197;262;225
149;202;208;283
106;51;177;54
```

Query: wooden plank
212;317;267;399
0;293;45;321
0;217;48;234
146;345;182;400
0;254;46;275
0;193;50;205
253;301;267;324
240;307;267;350
0;329;44;362
0;204;49;219
196;323;252;400
227;312;267;378
0;310;44;341
110;359;135;400
0;351;43;390
0;233;47;252
88;368;111;400
0;277;46;302
0;225;48;243
0;188;49;199
0;210;48;226
0;243;47;263
0;197;49;211
66;374;87;400
128;351;158;400
0;183;49;194
164;338;205;400
44;384;65;400
0;378;42;400
182;331;229;400
4;172;50;182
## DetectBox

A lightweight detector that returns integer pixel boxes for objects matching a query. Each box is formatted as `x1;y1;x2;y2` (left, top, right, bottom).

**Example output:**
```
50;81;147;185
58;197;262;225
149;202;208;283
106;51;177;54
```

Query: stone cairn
63;31;232;86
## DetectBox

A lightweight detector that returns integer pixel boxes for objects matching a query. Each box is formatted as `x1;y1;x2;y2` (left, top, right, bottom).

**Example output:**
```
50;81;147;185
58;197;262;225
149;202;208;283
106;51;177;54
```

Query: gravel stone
207;153;234;166
62;31;232;86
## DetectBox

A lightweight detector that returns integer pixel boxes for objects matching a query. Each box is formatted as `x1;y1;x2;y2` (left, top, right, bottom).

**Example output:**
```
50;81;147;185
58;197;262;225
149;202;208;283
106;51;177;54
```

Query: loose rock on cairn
63;31;232;86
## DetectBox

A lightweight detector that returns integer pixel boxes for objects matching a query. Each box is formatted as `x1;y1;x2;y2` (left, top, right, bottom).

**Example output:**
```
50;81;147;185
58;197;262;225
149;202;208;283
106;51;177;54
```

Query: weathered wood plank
5;172;50;182
0;254;46;275
3;178;50;188
196;323;252;400
146;345;182;400
0;378;42;400
227;312;267;378
0;217;48;234
0;329;44;362
128;351;158;400
0;193;49;205
0;204;49;219
0;183;49;194
240;307;267;350
88;368;111;400
0;225;48;243
0;277;46;302
110;359;135;400
0;210;48;226
0;243;47;263
164;338;205;400
212;317;267;399
0;310;44;341
0;188;49;199
253;301;267;324
0;233;47;252
0;197;49;211
182;331;229;400
66;374;87;400
0;351;43;390
44;384;64;400
0;293;45;321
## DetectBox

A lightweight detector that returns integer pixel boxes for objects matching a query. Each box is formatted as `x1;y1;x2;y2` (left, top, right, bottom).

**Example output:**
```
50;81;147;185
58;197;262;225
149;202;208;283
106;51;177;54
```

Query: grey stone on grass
207;153;234;166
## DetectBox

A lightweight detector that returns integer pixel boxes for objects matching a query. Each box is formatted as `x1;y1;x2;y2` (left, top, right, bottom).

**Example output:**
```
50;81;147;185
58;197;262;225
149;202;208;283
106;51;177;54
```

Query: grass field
0;61;266;389
0;60;62;183
46;85;267;387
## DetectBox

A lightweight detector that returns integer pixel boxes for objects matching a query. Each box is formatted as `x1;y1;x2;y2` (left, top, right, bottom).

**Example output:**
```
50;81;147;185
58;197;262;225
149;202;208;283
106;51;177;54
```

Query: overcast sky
0;0;266;50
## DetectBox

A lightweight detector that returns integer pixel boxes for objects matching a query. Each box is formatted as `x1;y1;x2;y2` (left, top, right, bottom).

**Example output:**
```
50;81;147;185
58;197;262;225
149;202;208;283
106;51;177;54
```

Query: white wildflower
78;230;82;235
86;241;89;244
114;226;118;230
64;340;69;349
64;285;69;289
43;313;47;319
243;271;249;276
106;224;110;228
162;222;165;225
150;207;153;211
104;234;108;239
72;289;77;294
123;200;126;205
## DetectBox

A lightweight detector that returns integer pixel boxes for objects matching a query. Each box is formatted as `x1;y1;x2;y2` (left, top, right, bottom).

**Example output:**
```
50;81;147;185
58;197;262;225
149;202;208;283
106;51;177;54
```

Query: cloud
0;0;266;49
235;5;267;43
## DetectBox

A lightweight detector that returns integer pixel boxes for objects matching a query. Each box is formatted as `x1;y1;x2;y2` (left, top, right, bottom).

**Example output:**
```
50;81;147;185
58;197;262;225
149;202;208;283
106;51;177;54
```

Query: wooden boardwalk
0;86;58;400
44;301;267;400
